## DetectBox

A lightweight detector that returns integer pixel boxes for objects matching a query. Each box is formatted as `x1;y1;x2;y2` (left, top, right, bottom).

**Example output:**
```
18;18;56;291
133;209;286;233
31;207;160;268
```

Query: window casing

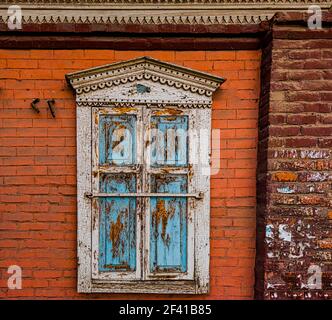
67;57;224;294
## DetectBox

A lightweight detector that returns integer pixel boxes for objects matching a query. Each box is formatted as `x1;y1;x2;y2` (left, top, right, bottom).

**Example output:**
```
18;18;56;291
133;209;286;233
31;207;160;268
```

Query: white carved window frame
66;57;224;294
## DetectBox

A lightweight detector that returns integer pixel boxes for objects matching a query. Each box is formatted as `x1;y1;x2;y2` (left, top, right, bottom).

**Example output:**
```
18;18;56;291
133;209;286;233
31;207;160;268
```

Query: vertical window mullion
142;106;151;280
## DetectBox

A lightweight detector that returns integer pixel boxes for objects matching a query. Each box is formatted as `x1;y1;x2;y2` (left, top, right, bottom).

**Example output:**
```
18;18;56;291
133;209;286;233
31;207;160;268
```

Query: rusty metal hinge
84;192;93;199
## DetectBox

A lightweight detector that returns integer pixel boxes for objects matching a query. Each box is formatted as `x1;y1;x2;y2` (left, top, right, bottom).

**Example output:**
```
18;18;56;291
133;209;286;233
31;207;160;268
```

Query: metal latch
84;192;204;200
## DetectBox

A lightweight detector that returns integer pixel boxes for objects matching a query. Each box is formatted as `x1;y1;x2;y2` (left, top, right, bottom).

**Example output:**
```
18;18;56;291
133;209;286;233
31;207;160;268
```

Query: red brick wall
0;49;260;299
256;34;332;299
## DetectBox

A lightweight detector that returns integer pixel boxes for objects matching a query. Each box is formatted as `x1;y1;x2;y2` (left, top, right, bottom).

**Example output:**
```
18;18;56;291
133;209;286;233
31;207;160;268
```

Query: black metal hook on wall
31;98;56;118
31;98;40;113
47;99;56;118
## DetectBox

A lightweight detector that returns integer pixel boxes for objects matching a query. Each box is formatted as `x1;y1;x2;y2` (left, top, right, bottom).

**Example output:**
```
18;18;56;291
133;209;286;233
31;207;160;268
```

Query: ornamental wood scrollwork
66;56;225;108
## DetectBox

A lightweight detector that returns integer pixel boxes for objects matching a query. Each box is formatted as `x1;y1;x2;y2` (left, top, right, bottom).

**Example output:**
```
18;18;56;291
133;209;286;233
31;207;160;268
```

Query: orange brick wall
0;50;260;299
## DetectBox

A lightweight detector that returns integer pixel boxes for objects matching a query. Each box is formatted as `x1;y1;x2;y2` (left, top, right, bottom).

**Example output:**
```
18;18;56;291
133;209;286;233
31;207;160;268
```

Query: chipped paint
273;149;298;159
277;186;295;194
153;199;173;243
113;107;137;113
272;172;298;182
136;83;151;94
98;173;137;273
278;224;292;242
300;150;331;159
318;239;332;249
154;108;183;116
109;214;125;257
150;174;188;273
289;242;310;259
267;252;279;258
305;172;330;182
266;224;274;243
328;211;332;219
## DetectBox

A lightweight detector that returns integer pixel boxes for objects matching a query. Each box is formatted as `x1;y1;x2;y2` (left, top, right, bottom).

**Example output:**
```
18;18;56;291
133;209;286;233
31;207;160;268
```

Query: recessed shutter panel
150;174;188;273
99;174;136;272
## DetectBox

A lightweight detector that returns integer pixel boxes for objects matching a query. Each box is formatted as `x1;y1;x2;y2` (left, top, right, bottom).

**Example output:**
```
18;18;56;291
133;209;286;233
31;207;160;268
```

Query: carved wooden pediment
66;56;225;108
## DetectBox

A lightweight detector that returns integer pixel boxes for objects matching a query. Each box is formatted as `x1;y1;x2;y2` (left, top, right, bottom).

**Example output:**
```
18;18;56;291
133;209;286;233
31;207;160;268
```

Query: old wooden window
66;57;224;294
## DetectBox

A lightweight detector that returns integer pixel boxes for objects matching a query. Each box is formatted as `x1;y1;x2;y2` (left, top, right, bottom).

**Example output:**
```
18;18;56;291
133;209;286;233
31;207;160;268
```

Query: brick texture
256;32;332;299
0;50;260;299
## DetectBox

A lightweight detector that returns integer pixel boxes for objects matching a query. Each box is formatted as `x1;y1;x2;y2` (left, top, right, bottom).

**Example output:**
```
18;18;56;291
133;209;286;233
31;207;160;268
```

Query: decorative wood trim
76;101;212;109
0;1;331;27
193;108;211;294
66;56;225;107
1;0;330;5
0;11;271;25
77;106;92;293
71;57;223;294
91;280;197;294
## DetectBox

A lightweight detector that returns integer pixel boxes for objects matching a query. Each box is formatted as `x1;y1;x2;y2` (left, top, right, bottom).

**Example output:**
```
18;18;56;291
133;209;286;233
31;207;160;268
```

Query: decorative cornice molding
0;0;330;5
67;56;224;107
76;101;213;108
0;0;330;25
0;13;270;25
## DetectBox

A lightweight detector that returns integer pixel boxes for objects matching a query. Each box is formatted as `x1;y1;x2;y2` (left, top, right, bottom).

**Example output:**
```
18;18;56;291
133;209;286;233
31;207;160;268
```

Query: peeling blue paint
277;186;295;194
99;114;137;165
150;175;188;273
266;224;274;239
278;224;292;242
99;174;137;272
150;116;188;166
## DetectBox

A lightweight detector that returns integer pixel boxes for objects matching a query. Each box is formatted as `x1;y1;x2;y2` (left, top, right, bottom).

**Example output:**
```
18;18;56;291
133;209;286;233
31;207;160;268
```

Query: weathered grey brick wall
256;21;332;299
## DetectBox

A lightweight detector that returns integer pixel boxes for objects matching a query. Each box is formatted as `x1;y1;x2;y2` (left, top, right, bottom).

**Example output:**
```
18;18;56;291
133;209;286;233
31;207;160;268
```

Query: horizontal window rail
84;192;203;200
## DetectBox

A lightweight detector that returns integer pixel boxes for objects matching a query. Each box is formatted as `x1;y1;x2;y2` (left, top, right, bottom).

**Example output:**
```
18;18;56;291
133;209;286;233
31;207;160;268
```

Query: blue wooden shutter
149;116;189;274
98;114;137;272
